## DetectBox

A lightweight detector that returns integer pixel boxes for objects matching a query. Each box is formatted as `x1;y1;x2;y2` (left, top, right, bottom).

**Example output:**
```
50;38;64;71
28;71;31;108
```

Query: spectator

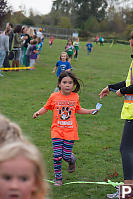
21;26;30;66
0;28;10;76
3;23;14;69
30;39;38;68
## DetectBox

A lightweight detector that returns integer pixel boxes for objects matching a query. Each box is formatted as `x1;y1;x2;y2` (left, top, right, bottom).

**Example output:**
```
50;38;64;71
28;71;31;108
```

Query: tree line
0;0;133;39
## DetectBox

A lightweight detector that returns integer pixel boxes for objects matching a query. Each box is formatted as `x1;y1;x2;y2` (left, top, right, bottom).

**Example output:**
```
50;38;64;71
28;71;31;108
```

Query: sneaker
0;74;3;77
68;153;76;173
54;179;62;186
107;190;119;199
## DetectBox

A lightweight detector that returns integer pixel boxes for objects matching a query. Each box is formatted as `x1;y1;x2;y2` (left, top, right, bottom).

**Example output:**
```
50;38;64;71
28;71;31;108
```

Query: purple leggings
52;138;74;180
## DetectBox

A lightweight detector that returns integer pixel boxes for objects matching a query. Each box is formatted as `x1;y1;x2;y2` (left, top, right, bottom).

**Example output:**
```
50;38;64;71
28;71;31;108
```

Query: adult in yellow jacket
99;61;133;187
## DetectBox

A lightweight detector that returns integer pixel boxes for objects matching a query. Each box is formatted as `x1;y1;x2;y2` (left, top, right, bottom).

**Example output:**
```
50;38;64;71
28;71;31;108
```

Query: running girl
33;71;98;186
65;39;75;62
52;52;72;78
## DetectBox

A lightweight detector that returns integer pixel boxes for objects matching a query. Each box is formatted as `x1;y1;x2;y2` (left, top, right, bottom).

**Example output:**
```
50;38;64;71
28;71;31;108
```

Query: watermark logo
119;185;133;199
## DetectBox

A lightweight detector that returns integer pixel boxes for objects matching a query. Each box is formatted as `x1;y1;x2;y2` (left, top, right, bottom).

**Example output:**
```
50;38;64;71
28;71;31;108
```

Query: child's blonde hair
0;114;24;145
27;27;34;38
0;141;47;199
60;51;68;61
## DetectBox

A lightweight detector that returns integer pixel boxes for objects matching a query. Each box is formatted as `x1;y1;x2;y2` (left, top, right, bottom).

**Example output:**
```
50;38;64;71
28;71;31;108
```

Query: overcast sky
7;0;53;15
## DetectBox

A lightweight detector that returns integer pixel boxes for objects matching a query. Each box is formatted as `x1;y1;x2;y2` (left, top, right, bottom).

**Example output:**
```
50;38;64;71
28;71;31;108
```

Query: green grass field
1;39;132;199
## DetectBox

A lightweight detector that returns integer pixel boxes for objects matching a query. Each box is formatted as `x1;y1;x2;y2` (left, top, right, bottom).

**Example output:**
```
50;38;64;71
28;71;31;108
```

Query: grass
1;39;132;199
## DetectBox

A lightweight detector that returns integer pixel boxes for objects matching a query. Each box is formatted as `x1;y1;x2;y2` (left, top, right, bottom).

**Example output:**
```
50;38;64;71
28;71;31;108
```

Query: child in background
95;35;99;44
36;37;43;63
73;37;79;59
0;114;24;145
33;71;98;186
99;36;104;46
30;39;38;68
49;36;54;48
52;52;72;92
25;40;34;67
65;38;76;62
52;52;72;78
86;40;93;55
0;141;47;199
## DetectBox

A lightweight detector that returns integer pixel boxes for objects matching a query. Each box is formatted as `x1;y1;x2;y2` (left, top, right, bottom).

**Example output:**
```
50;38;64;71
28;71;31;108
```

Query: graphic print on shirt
60;64;67;71
55;100;75;128
59;106;72;120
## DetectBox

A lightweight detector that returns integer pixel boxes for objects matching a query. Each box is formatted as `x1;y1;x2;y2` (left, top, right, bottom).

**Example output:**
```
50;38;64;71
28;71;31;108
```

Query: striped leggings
52;138;74;180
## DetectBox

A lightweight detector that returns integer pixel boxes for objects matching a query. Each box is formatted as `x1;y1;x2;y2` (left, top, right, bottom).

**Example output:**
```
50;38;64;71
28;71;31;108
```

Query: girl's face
68;40;72;45
61;53;67;62
23;28;27;34
59;76;74;95
0;155;37;199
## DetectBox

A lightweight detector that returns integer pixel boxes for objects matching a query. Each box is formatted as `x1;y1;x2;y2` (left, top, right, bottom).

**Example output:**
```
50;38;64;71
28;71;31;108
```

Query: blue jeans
0;50;6;74
20;48;24;65
0;50;6;67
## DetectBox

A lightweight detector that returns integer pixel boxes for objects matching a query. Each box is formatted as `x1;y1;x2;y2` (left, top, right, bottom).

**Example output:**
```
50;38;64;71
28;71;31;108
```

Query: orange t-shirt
43;91;81;140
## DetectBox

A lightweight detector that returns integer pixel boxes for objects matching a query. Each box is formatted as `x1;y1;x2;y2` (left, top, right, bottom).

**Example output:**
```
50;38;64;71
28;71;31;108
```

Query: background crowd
0;23;44;75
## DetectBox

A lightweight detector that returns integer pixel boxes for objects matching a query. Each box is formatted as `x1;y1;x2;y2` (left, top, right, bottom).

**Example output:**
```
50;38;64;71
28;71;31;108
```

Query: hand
99;86;110;99
116;89;123;97
32;112;39;119
90;109;99;115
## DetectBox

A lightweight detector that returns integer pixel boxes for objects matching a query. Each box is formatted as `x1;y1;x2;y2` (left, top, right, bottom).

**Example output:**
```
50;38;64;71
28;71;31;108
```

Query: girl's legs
62;140;75;172
52;138;63;181
74;50;78;59
52;139;75;185
120;120;133;184
62;140;74;162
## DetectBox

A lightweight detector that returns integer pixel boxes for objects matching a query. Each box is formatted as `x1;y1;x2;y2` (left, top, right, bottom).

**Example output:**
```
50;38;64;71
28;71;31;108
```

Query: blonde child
36;37;43;63
0;141;47;199
0;114;25;145
52;52;72;78
33;71;98;186
52;52;72;92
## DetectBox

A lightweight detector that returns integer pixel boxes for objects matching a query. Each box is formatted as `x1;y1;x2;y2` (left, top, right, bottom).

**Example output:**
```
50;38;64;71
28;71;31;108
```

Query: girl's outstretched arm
77;108;98;115
33;107;48;118
52;66;57;74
